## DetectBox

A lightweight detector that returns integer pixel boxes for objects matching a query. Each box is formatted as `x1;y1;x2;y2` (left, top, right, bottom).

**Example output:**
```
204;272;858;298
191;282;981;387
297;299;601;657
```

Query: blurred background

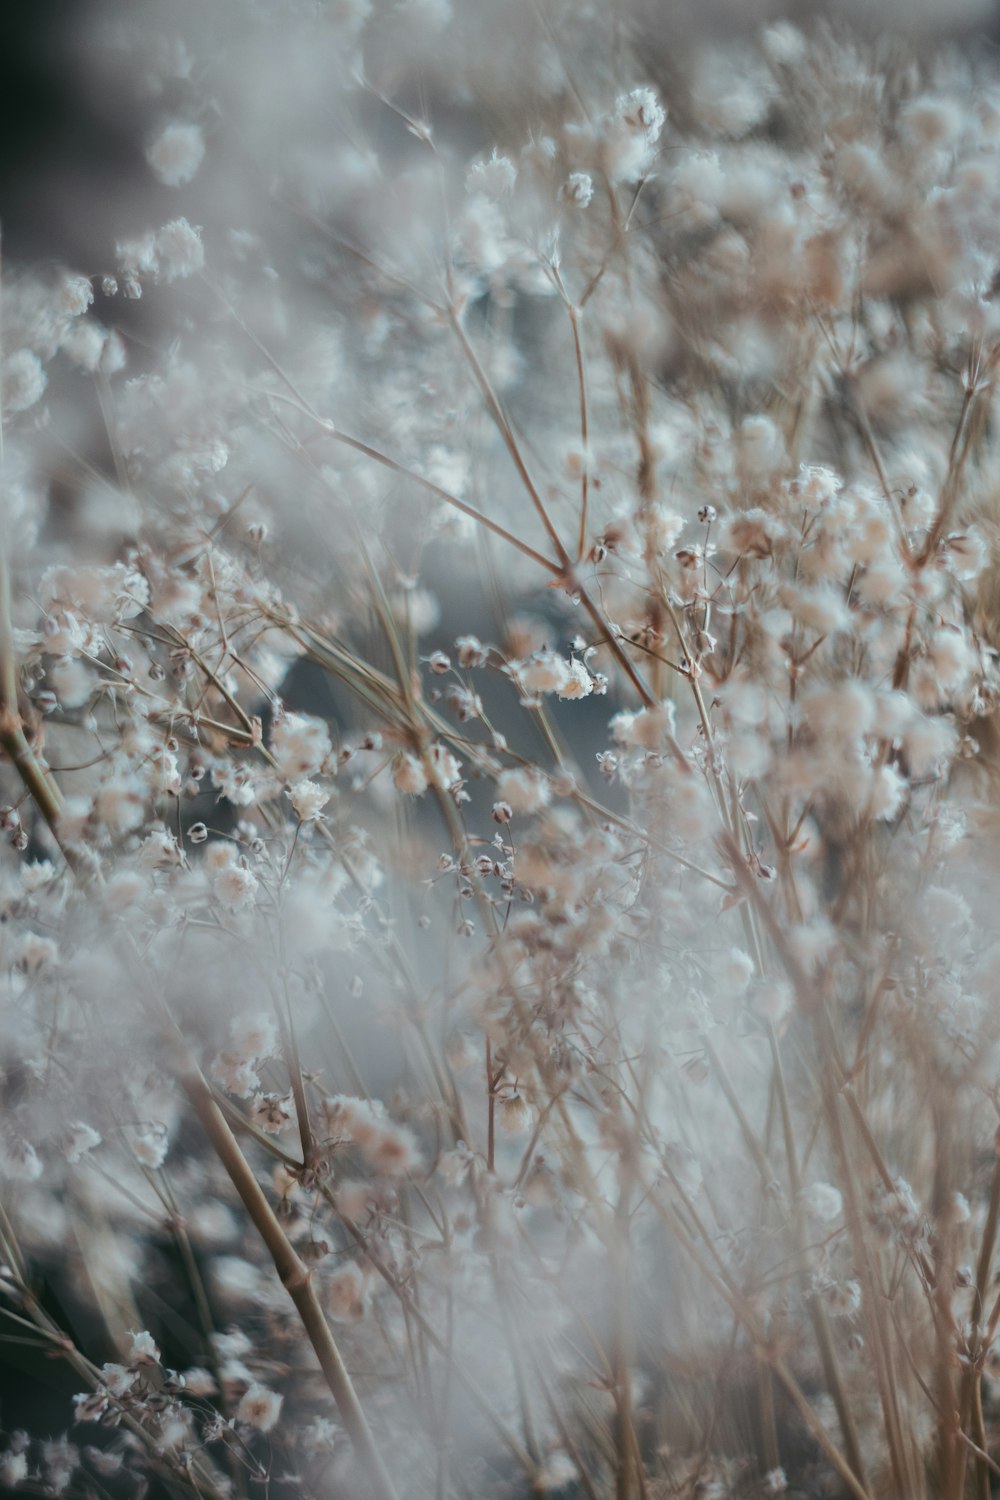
3;0;1000;1474
3;0;1000;270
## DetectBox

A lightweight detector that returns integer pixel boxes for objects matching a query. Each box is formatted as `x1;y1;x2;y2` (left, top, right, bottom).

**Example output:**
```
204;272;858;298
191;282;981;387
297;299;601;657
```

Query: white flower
212;1329;253;1361
289;779;330;821
20;860;57;892
213;864;258;911
721;947;754;993
128;1123;169;1169
826;1279;862;1317
48;656;94;710
517;648;570;695
237;1383;283;1432
146;122;205;186
116;231;159;278
499;1093;531;1133
229;1013;278;1063
903;716;956;779
248;1092;294;1134
394;753;428;795
762;22;806;65
495;767;551;815
720;507;787;557
870;763;907;821
40;562;147;623
140;826;182;867
127;1329;160;1365
212;1257;266;1303
59;319;110;373
210;1051;260;1099
610;702;677;750
428;742;463;790
558;660;593;700
154;218;205;280
605;87;667;181
738;413;787;476
0;1138;43;1182
272;712;332;780
56;272;93;316
803;682;877;742
302;1415;340;1453
901;486;935;529
943;528;988;582
94;776;147;837
390;585;440;634
754;980;794;1026
64;1122;102;1164
0;1454;28;1488
647;506;685;553
182;1367;218;1397
899;95;964;148
3;349;47;413
562;172;594;206
17;933;59;975
857;558;906;607
118;219;204;283
362;1120;422;1176
801;1182;843;1223
536;1453;578;1491
212;762;257;807
327;1263;367;1322
467;150;517;199
101;1363;137;1396
455;635;486;667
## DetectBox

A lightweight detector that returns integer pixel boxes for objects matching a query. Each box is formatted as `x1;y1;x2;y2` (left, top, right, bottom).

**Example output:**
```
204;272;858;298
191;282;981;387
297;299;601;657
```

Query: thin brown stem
447;304;571;568
177;1056;400;1500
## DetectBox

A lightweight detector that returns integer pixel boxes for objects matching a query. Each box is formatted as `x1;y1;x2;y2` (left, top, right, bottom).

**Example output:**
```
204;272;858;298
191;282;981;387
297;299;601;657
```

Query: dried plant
4;6;1000;1499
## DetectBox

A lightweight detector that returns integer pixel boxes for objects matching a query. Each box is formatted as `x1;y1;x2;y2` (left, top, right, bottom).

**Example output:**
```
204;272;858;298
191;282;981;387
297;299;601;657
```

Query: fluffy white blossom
495;767;551;815
802;1182;844;1222
467;150;517;199
3;349;47;413
289;779;330;821
272;713;332;780
236;1383;283;1432
128;1125;169;1170
64;1122;102;1164
213;863;258;911
0;1137;43;1181
557;660;594;700
605;87;667;181
517;649;571;695
127;1329;161;1365
562;171;594;206
394;752;428;795
146;121;205;186
117;217;204;283
327;1262;367;1322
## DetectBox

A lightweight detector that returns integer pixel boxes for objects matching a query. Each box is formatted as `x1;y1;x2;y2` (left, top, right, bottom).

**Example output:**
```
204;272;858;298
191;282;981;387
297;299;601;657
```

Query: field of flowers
3;4;1000;1497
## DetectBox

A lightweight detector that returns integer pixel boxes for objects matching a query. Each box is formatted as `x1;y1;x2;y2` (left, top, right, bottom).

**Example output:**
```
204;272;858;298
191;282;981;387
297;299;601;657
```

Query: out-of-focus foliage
3;6;1000;1499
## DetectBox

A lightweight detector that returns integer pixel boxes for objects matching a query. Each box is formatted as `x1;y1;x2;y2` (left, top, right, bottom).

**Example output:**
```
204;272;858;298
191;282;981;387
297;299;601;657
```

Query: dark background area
0;3;128;269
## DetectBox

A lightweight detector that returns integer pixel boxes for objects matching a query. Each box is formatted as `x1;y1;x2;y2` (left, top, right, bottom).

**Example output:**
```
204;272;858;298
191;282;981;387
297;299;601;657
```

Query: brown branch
0;557;76;865
177;1059;400;1500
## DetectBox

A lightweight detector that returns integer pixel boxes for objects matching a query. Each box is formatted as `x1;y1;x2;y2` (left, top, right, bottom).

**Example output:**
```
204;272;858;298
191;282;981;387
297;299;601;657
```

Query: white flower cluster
0;8;999;1498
